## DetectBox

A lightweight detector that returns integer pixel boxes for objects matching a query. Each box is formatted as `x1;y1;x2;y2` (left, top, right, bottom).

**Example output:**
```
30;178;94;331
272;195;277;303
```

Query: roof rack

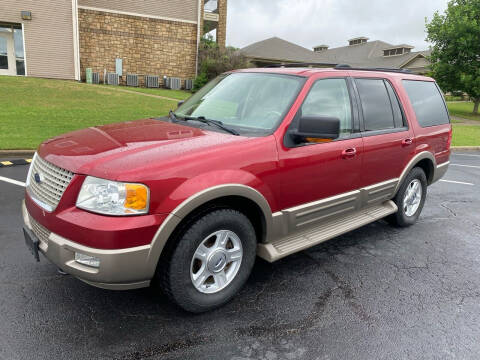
263;62;337;68
333;64;412;74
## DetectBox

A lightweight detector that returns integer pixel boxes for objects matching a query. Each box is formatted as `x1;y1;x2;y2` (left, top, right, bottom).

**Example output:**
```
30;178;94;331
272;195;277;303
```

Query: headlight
76;176;149;215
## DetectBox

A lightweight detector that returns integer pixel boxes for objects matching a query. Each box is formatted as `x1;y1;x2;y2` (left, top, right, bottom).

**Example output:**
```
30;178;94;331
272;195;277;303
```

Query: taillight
447;128;452;149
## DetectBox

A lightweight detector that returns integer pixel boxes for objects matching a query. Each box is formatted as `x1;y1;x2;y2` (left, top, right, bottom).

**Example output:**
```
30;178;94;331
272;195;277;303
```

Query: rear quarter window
402;80;450;127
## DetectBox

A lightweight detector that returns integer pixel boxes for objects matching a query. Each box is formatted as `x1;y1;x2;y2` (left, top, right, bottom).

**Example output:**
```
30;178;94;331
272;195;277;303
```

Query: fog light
75;252;100;268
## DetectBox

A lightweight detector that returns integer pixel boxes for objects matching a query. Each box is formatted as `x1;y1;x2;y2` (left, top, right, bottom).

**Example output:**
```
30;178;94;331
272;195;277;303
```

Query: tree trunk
473;99;480;115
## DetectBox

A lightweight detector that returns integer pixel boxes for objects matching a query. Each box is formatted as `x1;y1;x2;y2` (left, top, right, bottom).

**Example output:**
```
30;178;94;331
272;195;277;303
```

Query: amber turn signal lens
305;137;333;143
125;184;148;211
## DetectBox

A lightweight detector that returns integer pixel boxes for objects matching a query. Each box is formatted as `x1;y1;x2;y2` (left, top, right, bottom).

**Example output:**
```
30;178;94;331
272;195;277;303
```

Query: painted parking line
450;164;480;169
440;179;475;186
0;176;26;187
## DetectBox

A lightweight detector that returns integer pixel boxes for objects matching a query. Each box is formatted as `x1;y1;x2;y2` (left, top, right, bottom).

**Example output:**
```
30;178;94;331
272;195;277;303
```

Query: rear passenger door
353;77;415;197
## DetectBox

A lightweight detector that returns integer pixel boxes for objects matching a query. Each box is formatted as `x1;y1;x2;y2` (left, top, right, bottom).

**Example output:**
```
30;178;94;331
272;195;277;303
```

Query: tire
158;209;257;313
387;167;427;227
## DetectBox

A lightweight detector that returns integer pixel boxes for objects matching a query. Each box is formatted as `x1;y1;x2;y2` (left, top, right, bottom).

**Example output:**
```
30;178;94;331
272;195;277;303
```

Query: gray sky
226;0;449;51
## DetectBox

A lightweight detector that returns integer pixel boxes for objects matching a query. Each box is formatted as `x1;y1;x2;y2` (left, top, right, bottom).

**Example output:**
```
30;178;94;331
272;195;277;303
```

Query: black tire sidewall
167;209;256;312
395;167;427;226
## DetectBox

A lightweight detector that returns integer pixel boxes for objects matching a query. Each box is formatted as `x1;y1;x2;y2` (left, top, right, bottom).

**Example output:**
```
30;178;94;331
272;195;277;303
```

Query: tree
426;0;480;114
193;35;252;91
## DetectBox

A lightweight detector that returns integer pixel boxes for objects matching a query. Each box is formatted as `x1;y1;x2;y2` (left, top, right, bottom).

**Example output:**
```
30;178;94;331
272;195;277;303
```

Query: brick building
0;0;227;85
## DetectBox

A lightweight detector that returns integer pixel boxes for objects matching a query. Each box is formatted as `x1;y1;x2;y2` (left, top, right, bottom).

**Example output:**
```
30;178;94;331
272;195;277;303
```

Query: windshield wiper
182;115;240;136
169;110;179;122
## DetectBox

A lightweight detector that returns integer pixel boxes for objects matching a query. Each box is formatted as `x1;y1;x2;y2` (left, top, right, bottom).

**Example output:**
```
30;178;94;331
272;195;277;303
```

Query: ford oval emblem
34;173;42;184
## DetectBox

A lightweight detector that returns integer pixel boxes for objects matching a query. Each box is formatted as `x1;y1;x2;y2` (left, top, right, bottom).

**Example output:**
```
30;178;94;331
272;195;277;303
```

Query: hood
38;119;245;180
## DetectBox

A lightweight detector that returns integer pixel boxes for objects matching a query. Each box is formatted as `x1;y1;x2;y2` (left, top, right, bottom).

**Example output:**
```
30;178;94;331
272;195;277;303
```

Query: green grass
447;101;480;121
103;85;192;101
0;76;179;149
1;77;478;149
452;125;480;146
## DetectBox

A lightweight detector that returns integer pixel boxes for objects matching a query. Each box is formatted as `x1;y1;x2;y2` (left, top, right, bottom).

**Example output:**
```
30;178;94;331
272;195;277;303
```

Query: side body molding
144;184;274;278
144;151;446;273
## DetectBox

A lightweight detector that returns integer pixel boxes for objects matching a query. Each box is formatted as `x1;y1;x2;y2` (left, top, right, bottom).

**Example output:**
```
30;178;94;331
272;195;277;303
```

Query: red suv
23;67;451;312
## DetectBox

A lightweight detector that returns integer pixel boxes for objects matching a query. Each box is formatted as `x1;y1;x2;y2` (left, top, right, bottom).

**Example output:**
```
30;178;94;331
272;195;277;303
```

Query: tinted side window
402;80;450;127
355;78;395;131
301;78;352;136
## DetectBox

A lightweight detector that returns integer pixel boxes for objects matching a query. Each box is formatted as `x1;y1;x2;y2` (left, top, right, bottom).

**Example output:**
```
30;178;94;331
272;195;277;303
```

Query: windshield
175;72;305;135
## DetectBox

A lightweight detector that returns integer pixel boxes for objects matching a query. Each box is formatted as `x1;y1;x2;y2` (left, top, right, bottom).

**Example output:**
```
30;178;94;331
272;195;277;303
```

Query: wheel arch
394;151;436;195
145;184;273;278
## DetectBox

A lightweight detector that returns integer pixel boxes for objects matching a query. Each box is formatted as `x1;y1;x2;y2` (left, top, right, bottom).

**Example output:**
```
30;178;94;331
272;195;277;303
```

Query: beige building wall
403;56;430;74
0;0;76;79
78;0;199;23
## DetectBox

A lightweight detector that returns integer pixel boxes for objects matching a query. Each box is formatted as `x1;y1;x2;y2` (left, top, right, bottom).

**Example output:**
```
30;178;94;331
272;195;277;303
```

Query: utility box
86;68;93;84
115;58;123;77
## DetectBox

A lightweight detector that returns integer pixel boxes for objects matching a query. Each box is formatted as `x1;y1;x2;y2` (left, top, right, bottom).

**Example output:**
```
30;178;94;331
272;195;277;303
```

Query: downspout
71;0;81;81
195;0;202;76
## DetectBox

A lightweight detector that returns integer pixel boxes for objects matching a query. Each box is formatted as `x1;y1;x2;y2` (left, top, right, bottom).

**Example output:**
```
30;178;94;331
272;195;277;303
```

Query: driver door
276;77;364;228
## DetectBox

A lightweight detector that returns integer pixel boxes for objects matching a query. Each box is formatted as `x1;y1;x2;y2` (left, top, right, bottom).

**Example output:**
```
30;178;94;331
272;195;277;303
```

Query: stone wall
216;0;227;48
78;9;198;86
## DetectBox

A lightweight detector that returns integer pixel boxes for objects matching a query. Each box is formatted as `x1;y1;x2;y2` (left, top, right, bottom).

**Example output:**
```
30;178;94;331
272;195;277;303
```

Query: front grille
27;155;74;211
28;213;50;245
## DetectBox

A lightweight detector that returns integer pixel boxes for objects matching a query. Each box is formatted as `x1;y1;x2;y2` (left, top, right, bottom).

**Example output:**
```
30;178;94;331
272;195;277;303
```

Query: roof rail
333;64;412;74
263;62;337;68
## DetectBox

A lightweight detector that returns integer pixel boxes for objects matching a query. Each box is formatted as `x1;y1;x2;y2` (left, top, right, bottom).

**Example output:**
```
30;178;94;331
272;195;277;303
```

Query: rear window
402;80;450;127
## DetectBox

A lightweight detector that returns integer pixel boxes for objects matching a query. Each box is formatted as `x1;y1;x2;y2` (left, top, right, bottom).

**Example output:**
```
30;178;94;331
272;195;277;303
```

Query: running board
257;200;398;262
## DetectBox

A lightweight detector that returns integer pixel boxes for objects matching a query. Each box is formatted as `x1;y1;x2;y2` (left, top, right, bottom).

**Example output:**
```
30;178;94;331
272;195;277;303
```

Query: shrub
193;36;251;92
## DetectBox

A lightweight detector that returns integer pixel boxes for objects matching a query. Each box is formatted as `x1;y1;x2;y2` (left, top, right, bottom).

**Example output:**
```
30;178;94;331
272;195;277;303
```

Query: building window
0;23;25;76
0;36;7;69
349;38;368;46
383;47;413;57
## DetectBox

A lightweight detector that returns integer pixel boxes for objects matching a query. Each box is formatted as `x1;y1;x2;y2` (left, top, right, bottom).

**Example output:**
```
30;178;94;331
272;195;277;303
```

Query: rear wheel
158;209;256;313
387;167;427;227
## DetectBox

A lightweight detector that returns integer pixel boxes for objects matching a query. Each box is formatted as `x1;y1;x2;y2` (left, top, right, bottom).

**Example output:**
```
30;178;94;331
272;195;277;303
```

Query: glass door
0;25;21;76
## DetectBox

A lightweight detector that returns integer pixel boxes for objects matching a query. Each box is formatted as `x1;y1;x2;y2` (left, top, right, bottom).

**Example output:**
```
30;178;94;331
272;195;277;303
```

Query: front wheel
387;167;427;227
158;209;257;313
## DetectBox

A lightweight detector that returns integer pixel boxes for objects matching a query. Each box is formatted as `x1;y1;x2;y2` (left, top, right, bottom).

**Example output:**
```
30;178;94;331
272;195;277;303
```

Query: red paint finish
27;68;451;250
360;130;415;187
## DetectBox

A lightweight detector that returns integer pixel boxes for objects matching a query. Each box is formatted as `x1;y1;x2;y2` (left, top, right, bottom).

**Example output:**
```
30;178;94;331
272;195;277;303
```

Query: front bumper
22;201;153;290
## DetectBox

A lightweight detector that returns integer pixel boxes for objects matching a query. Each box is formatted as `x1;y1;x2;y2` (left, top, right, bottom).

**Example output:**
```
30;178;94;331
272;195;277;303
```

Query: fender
393;151;436;195
144;183;274;278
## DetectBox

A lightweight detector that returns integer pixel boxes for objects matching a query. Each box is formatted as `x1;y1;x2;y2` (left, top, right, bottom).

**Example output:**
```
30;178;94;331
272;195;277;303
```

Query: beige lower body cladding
78;9;197;86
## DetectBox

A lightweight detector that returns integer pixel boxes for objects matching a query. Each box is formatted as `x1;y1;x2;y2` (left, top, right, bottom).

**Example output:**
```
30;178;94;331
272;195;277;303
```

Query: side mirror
290;116;340;143
177;100;185;108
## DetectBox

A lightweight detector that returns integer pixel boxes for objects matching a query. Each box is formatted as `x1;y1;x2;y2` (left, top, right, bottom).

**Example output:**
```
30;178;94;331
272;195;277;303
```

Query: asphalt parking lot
1;151;480;360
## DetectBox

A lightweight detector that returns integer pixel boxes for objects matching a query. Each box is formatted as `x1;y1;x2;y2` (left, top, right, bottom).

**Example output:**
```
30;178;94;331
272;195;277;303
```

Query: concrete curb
0;158;32;168
0;150;36;157
451;146;480;150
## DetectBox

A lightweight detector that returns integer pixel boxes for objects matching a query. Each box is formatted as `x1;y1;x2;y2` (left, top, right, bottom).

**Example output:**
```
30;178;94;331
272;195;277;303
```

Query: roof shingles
240;37;430;71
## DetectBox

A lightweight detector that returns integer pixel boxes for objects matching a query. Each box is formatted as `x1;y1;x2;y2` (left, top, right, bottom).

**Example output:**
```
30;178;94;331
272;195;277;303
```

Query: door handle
342;147;357;159
402;138;413;146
